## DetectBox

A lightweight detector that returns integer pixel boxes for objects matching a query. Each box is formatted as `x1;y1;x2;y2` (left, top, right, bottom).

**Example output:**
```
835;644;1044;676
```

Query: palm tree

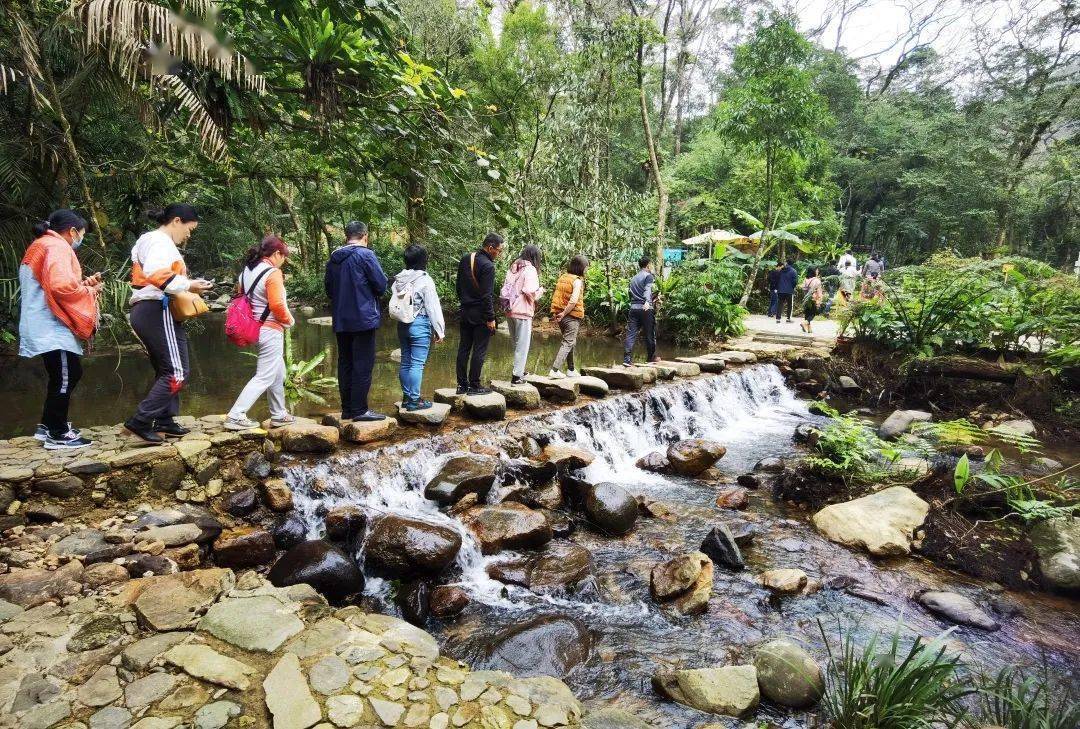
732;208;818;306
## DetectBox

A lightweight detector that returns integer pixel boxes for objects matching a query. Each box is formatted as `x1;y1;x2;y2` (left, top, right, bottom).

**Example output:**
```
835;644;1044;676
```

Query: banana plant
732;208;819;306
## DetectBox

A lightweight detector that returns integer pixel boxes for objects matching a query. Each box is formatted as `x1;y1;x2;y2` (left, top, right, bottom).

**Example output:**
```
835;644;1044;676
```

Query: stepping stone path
433;388;466;412
396;401;452;425
580;366;644;390
674;356;727;373
322;413;399;444
654;359;700;376
490;380;542;409
463;391;508;420
525;375;579;403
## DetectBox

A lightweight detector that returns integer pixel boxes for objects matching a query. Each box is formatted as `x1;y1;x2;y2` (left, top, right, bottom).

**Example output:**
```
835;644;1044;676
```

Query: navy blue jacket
777;264;798;295
324;244;388;333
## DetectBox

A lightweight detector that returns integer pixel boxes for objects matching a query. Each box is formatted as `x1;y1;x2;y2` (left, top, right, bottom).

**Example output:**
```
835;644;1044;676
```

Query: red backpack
225;266;273;346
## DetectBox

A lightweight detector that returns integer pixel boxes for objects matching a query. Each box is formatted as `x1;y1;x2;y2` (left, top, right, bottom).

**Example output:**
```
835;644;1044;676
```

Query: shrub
658;259;747;345
804;405;900;483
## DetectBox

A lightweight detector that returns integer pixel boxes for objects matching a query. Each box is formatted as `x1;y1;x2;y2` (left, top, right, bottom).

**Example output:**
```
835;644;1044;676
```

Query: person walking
390;244;445;411
862;253;883;280
548;255;587;379
766;260;783;318
325;221;388;421
455;233;503;394
623;256;659;365
837;250;857;272
800;267;825;334
224;236;295;430
125;204;213;443
20;209;101;449
775;260;798;323
502;245;543;384
839;260;859;296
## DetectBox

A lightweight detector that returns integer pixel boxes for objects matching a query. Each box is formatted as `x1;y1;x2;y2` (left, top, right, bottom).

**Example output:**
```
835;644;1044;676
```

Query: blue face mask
71;235;83;250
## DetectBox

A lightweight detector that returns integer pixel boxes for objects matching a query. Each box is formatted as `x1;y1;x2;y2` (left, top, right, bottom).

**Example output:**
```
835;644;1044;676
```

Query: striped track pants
130;299;189;427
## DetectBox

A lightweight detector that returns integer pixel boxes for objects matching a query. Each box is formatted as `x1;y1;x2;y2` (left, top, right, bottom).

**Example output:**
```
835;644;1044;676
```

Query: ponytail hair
148;203;199;226
244;234;289;270
32;209;88;238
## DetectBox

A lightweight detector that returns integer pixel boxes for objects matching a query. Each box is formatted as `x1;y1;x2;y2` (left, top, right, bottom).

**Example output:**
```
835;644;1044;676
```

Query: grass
974;666;1080;729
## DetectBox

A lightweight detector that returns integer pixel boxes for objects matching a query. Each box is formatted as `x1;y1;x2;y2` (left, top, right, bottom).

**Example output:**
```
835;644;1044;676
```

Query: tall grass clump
974;666;1080;729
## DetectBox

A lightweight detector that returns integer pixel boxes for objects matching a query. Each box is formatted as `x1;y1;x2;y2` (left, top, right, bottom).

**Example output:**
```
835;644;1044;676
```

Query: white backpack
388;278;417;324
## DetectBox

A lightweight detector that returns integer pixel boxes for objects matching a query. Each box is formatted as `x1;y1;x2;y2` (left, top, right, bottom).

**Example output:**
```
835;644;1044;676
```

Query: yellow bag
168;291;209;321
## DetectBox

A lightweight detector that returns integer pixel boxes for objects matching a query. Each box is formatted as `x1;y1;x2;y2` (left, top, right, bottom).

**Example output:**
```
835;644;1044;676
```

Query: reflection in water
0;314;676;438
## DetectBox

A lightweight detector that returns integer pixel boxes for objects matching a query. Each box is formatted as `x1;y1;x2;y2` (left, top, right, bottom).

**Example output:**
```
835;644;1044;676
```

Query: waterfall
286;363;808;608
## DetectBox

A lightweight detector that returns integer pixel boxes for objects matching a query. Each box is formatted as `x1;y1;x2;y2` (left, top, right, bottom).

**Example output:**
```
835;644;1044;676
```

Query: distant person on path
325;221;388;421
800;267;825;334
224;236;295;430
20;209;101;450
623;256;659;365
455;232;503;394
837;250;857;271
502;245;543;384
766;260;783;317
839;260;859;296
125;204;213;443
775;260;798;323
862;253;883;280
548;255;587;379
390;244;445;411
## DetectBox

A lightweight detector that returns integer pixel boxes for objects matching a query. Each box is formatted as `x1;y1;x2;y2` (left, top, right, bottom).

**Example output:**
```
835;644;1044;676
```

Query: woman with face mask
19;209;102;449
124;203;213;443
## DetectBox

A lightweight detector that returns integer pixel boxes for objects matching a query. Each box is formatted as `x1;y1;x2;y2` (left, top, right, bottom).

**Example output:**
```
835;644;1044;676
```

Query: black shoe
352;410;387;421
154;420;190;437
466;386;492;395
44;429;93;450
455;385;468;395
510;375;525;385
124;419;164;444
622;359;632;366
405;400;433;411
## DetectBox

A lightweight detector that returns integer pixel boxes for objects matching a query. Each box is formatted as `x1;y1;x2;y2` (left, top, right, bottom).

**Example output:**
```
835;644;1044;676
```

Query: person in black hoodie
324;221;388;421
455;232;504;394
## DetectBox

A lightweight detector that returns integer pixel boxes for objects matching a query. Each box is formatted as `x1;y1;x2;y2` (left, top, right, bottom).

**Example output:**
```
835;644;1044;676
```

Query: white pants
507;317;532;378
228;327;288;420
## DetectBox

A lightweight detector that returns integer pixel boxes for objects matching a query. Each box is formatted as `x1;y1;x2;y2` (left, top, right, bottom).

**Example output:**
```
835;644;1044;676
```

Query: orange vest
550;273;584;319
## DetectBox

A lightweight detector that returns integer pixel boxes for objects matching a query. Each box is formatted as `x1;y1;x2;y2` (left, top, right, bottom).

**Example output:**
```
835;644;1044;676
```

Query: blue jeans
398;315;432;403
767;290;779;317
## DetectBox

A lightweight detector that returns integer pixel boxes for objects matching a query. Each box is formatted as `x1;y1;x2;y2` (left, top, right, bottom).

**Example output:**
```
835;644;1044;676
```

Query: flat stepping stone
396;402;451;426
563;375;609;397
524;375;579;403
340;417;398;444
633;362;678;380
580;366;644;390
674;356;726;373
654;359;700;377
463;391;507;420
711;350;758;364
433;388;465;412
490;380;541;410
307;316;333;326
615;364;656;384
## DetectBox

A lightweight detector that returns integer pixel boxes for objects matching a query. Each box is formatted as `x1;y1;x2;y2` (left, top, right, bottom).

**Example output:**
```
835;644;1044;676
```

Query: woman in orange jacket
19;209;101;449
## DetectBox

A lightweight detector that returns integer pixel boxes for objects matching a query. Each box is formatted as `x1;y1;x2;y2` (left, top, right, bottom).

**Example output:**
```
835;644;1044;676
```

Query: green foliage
282;330;337;410
975;666;1080;729
805;406;899;483
658;259;747;345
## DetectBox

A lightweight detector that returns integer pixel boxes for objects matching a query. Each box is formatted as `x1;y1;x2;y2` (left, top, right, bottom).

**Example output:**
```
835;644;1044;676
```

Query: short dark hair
568;254;588;276
32;209;88;238
517;245;541;269
774;260;784;267
482;232;504;250
344;221;368;240
403;244;428;270
638;256;651;269
149;203;198;226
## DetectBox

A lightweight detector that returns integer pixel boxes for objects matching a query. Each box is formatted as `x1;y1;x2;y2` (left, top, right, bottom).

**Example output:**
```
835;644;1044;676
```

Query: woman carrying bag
124;204;213;443
800;267;825;334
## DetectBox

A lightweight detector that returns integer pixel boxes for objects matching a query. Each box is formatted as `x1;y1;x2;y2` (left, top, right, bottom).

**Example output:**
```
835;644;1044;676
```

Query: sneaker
622;359;632;367
124;419;164;444
154;420;190;437
270;414;296;427
510;375;525;385
547;369;565;380
353;410;387;421
566;369;580;378
405;400;433;412
455;385;468;395
44;430;93;450
466;386;492;395
35;422;81;441
224;416;260;431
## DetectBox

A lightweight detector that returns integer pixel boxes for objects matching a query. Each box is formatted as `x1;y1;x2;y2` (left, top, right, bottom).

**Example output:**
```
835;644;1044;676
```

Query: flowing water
284;364;1080;726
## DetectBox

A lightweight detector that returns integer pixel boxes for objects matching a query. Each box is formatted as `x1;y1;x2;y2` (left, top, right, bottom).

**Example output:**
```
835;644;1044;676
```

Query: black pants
41;350;82;437
336;330;377;418
776;293;793;321
804;299;819;322
130;300;189;428
624;308;656;362
456;319;492;388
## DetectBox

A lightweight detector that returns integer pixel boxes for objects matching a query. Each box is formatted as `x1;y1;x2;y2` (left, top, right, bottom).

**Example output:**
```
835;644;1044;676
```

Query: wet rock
364;515;462;577
133;568;235;631
558;468;594;508
425;455;498;504
281;422;339;453
583;482;638;536
753;639;823;708
993;419;1036;437
637;496;674;520
462;503;552;555
812;486;929;556
0;561;83;607
398;400;452;425
503;480;564;511
491;380;542;409
700;525;744;570
397;579;431;625
260;477;294;512
213;527;275;569
635;450;670;473
878;409;932;440
223;488;258;517
793;422;820;446
273;514;308;549
487;541;593;591
482;615;592;678
759;569;807;595
917;591;1000;631
342;416;399;443
199;593;305;651
715;487;749;510
651;552;713;614
525;374;580;403
268;539;363;602
263;652;321;729
463;391;507;420
754;457;784;473
243;451;272;479
667;439;727;477
545;510;575;538
324;504;366;541
503;458;559;487
582;708;652;729
1029;517;1080;592
165;643;255;690
656;665;759;717
541;444;595;470
430;586;470;618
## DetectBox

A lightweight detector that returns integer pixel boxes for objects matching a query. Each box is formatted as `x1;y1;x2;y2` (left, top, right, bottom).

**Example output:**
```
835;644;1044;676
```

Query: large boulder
267;540;363;601
1029;517;1080;592
424;455;498;504
364;515;462;577
878;409;932;440
584;483;638;536
650;552;713;615
812;486;929;556
635;451;671;473
654;665;759;717
487;541;593;591
133;568;234;631
502;458;559;487
753;639;823;708
462;503;552;555
541;444;596;470
481;615;592;678
666;439;727;477
917;590;1000;630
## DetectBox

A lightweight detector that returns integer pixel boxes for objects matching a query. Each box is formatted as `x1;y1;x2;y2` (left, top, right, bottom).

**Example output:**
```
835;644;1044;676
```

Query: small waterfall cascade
286;363;808;607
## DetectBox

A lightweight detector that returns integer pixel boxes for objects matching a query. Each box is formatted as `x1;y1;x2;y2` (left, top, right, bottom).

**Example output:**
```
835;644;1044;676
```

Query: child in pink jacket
501;245;543;383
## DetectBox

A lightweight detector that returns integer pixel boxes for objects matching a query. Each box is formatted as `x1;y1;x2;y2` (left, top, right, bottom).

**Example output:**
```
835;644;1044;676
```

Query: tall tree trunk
639;84;668;266
739;146;774;307
405;174;427;245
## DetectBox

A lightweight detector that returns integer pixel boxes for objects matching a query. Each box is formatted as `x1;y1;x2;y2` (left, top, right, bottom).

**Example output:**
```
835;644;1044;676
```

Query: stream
282;364;1080;726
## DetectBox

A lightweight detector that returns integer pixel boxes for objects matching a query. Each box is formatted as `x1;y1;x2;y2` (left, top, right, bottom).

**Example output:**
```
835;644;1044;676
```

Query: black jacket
766;267;782;291
456;248;496;324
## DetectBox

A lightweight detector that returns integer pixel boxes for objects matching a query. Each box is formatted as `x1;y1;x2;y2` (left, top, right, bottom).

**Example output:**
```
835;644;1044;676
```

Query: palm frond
0;64;24;95
733;208;764;230
154;74;226;159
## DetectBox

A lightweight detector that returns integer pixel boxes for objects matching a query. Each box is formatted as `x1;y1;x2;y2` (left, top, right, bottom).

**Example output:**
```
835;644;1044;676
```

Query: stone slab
396;402;451;426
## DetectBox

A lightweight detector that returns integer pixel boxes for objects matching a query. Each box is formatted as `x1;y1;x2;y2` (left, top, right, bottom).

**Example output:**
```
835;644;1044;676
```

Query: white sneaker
223;416;259;430
547;369;565;379
270;414;296;427
566;369;580;378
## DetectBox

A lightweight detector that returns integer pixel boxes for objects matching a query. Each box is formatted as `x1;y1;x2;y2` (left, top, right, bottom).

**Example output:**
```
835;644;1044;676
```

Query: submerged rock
487;541;593;592
424;455;498;505
397;580;432;625
584;482;638;536
667;439;727;476
364;515;462;577
462;503;552;555
430;586;470;618
753;639;823;708
482;615;593;678
812;486;929;556
699;524;745;570
917;590;1000;631
759;568;807;595
267;539;363;601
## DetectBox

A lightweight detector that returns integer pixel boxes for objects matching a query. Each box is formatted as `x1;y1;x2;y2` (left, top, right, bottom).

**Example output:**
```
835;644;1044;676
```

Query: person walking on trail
839;260;859;296
800;267;825;334
623;256;660;365
837;250;857;272
766;260;783;318
224;236;295;431
548;255;587;379
455;232;503;395
862;253;883;280
325;221;388;422
775;260;798;323
390;244;445;411
125;204;213;444
502;245;543;385
20;209;101;450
